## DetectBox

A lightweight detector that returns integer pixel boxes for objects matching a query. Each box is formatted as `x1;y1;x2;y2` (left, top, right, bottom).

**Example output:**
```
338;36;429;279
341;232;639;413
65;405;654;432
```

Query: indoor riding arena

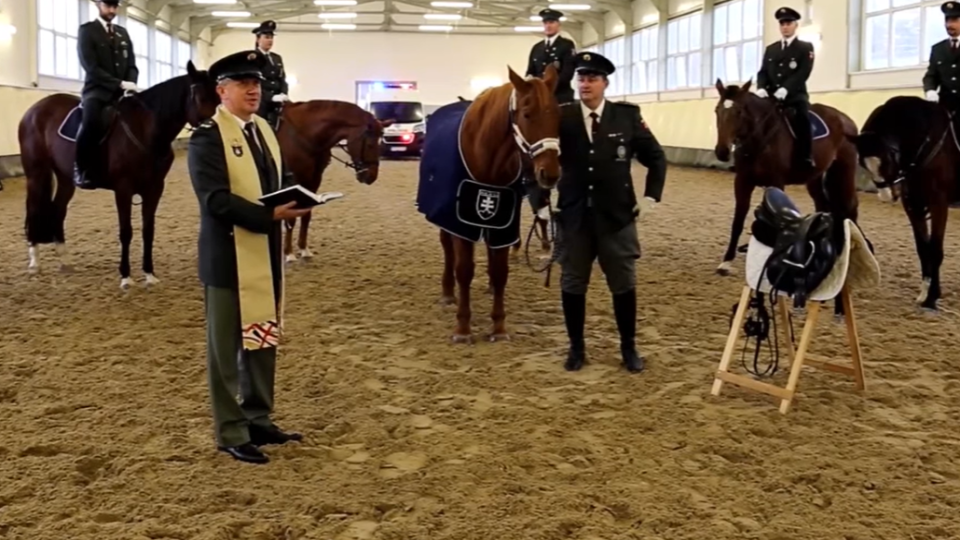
2;1;960;539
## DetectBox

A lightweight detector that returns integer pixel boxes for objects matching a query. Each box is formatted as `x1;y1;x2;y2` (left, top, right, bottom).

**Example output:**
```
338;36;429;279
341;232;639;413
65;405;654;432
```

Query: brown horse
19;62;219;287
417;65;562;343
713;79;861;278
275;100;392;262
851;96;959;310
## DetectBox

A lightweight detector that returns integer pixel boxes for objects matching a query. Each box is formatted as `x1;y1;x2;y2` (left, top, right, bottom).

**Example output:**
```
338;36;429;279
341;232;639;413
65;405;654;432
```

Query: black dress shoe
564;348;585;371
218;443;269;464
622;347;646;373
250;424;303;446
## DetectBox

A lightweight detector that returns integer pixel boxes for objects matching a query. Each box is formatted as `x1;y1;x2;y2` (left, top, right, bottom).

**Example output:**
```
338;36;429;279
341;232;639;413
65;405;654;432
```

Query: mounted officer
555;52;667;374
924;3;960;114
754;6;815;171
74;0;140;190
252;20;289;130
524;8;578;224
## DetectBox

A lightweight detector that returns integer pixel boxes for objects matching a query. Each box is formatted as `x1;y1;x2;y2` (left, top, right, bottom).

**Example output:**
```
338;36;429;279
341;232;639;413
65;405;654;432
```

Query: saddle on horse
750;187;843;309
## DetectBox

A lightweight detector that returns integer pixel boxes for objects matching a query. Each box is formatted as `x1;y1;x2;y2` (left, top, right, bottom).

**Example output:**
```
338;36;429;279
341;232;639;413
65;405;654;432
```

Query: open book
258;185;344;209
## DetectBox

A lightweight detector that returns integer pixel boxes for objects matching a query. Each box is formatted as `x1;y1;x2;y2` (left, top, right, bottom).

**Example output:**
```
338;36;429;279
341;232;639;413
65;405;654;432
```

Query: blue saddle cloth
416;100;523;249
58;106;85;142
786;110;830;141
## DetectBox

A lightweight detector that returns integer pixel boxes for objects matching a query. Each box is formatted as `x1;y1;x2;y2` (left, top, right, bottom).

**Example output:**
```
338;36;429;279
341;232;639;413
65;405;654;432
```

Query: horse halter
332;125;378;175
508;89;561;160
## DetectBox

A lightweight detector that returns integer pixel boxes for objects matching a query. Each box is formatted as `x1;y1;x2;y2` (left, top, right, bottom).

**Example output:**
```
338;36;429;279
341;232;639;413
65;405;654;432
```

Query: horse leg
451;236;475;343
283;218;297;263
297;213;314;259
922;202;949;311
905;202;933;305
488;244;511;341
439;229;456;305
115;190;134;290
140;183;165;287
717;173;753;275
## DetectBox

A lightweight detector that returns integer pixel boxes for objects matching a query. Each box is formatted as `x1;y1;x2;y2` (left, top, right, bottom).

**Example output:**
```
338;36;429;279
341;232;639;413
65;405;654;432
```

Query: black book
258;185;344;208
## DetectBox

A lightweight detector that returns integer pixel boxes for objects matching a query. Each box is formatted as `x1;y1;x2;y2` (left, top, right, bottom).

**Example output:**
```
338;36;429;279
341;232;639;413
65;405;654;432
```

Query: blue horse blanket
417;100;523;249
785;110;830;141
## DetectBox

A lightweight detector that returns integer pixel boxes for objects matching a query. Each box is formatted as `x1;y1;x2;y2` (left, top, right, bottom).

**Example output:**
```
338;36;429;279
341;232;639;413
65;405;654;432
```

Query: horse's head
185;61;219;127
341;109;391;185
713;78;757;162
849;131;901;202
507;64;561;189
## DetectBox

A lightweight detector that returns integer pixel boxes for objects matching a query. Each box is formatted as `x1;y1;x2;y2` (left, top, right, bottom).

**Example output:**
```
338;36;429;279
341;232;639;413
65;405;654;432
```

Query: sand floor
1;156;959;540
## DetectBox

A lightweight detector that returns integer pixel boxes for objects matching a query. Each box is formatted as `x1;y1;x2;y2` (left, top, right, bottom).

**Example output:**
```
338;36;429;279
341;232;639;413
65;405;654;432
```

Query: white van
367;89;426;157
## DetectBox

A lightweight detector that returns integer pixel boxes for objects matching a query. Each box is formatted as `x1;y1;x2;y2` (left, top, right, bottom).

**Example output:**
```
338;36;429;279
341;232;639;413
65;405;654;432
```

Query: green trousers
204;286;277;447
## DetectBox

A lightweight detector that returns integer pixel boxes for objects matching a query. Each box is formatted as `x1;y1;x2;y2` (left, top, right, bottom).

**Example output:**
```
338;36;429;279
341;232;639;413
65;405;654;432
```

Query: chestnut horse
713;80;862;279
19;62;219;287
417;65;561;343
275;100;392;262
851;96;959;310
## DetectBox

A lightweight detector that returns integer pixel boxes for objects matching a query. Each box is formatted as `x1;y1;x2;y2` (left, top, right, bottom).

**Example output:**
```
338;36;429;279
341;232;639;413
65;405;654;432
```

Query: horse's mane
131;73;196;127
863;95;946;139
288;100;373;126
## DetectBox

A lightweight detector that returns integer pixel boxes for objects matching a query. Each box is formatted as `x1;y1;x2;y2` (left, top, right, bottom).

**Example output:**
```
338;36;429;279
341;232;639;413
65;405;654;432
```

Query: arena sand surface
1;156;959;540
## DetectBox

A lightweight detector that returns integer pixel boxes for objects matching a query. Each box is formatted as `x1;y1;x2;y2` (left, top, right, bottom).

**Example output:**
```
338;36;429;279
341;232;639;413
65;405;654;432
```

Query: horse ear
187;60;197;77
508;66;528;90
379;118;395;128
742;79;753;94
543;63;559;92
715;78;724;96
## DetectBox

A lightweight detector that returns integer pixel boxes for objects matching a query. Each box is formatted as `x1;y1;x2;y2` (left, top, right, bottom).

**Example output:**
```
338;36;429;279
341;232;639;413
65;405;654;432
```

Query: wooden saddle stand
712;217;881;414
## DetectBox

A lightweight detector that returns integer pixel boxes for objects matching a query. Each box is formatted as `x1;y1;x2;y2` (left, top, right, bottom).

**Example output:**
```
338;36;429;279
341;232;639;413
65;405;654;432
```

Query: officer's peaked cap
775;6;801;22
538;8;564;21
943;2;960;18
209;50;267;82
253;20;277;35
574;51;615;76
97;0;121;5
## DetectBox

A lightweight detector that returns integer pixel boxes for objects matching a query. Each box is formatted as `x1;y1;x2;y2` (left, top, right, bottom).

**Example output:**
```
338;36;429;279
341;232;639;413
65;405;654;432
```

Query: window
126;17;150;84
713;0;763;83
604;36;627;95
631;25;659;94
88;1;98;22
37;0;82;80
862;0;945;70
666;11;702;90
155;28;173;83
177;39;192;76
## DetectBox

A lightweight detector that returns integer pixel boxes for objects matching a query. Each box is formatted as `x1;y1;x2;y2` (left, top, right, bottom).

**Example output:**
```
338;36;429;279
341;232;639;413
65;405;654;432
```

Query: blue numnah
785;110;830;141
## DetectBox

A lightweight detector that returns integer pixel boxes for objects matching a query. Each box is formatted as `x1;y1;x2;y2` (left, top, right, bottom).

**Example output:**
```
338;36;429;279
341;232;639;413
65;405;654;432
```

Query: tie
952;39;958;49
106;22;114;36
243;123;266;167
782;39;787;50
590;112;599;142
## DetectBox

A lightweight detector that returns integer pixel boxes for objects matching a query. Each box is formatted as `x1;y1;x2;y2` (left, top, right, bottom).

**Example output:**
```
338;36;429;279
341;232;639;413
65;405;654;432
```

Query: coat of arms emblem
476;189;499;220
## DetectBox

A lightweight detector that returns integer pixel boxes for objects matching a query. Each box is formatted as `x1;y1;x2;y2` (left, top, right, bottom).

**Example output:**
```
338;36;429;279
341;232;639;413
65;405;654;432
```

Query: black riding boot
791;106;816;170
561;291;586;371
613;289;645;373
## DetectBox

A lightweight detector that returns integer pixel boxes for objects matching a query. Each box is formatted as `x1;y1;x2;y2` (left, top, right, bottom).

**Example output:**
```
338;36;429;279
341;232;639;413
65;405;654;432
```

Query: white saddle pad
744;219;881;302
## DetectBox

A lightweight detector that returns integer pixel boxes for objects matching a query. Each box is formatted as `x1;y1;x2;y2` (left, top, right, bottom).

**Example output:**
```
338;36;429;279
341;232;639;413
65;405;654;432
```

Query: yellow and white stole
213;106;286;350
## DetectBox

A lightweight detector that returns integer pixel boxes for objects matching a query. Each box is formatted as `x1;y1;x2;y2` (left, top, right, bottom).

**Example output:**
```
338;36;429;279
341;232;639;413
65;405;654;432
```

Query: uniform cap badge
617;145;626;159
949;2;955;8
583;53;591;61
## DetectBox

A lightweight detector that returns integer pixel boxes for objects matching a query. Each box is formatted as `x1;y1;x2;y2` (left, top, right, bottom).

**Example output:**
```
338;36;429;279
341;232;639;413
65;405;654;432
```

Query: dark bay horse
19;61;219;288
713;79;861;278
417;65;562;343
276;100;392;262
851;96;959;310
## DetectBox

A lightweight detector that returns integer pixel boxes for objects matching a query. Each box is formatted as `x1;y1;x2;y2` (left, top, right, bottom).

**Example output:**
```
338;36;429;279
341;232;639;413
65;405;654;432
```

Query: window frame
860;0;945;71
36;0;87;82
665;10;704;91
630;24;659;94
603;35;627;96
712;0;764;84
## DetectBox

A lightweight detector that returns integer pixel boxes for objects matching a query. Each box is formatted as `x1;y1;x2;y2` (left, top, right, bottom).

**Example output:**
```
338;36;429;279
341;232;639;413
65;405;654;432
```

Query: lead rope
524;197;564;287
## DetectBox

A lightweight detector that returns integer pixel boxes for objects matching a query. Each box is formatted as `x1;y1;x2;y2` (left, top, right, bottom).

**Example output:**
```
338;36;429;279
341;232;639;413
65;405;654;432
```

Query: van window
371;101;424;123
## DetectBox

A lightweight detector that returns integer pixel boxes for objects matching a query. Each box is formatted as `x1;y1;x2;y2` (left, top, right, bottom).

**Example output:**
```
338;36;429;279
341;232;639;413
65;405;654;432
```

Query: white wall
0;0;33;88
208;30;539;106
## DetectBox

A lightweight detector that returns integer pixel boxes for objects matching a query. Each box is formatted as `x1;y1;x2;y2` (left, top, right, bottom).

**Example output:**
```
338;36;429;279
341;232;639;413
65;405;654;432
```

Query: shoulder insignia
196;120;215;129
559;101;576;107
615;101;639;109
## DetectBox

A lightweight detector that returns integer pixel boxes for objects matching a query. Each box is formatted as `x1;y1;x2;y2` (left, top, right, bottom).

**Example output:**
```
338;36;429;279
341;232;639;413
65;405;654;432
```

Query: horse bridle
279;112;379;176
508;89;561;161
861;111;952;191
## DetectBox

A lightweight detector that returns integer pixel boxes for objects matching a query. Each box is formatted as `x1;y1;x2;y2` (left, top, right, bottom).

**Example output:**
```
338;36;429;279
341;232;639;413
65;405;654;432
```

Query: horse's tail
19;107;59;245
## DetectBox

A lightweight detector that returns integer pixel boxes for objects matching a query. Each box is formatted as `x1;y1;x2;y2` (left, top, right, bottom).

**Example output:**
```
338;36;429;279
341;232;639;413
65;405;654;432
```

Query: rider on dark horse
923;1;960;206
754;6;816;171
252;20;289;131
74;0;140;190
523;8;577;219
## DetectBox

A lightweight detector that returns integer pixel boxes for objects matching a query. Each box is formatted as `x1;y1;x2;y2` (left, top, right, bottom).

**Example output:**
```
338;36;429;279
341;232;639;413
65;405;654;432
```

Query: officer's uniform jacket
77;19;139;101
923;38;960;109
258;49;289;110
756;37;814;104
526;35;577;102
556;101;667;233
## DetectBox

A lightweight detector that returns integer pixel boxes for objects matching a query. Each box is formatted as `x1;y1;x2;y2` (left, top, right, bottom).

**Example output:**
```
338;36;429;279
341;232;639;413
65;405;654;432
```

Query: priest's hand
273;201;311;220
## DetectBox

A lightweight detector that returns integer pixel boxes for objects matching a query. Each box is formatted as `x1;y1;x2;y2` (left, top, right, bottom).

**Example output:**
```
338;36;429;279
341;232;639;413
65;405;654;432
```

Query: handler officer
923;2;960;112
524;8;578;221
188;50;310;464
555;51;667;374
252;20;290;130
754;6;816;170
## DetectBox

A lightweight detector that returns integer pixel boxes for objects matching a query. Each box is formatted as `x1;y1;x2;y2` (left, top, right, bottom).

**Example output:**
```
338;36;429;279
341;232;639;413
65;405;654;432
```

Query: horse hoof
120;278;131;290
488;332;511;342
438;295;456;306
285;254;298;264
451;333;474;344
27;265;39;275
300;249;313;259
916;279;932;304
716;261;733;276
144;274;160;286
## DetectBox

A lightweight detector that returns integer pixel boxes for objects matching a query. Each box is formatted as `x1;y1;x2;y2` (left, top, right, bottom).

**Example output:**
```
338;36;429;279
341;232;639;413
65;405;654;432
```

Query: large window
666;11;702;90
863;0;944;70
604;36;627;95
37;0;82;80
713;0;763;83
155;28;173;83
177;39;192;75
126;17;150;84
631;25;659;94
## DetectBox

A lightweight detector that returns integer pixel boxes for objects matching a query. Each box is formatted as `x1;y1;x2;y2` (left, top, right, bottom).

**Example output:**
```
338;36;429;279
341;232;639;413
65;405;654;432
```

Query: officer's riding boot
561;291;586;371
612;289;645;373
73;129;97;190
792;108;816;171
